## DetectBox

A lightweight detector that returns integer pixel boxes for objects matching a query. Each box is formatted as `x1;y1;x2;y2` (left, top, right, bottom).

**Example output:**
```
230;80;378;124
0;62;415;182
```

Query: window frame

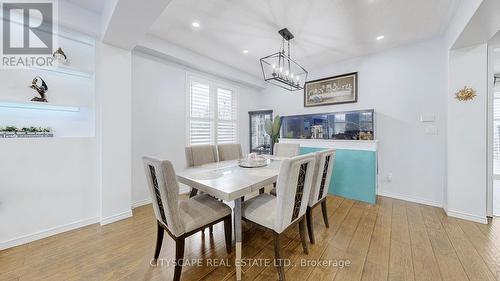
186;74;239;146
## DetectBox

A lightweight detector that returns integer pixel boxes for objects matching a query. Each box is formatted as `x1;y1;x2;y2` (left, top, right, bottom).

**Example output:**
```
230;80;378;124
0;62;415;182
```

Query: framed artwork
304;72;358;107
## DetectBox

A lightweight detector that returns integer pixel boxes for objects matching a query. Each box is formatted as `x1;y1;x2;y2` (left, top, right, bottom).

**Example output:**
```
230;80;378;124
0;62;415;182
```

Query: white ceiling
64;0;105;14
148;0;460;77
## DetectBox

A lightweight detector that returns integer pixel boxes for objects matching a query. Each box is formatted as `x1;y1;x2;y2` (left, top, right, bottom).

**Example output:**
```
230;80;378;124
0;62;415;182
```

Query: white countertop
279;138;378;151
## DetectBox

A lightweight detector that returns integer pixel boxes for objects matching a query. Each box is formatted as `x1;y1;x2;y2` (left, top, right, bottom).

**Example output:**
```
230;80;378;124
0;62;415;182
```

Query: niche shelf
30;64;93;79
0;100;80;112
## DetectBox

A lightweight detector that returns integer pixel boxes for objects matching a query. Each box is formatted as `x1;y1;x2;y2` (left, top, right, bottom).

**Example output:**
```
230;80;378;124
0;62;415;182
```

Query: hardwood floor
2;195;500;281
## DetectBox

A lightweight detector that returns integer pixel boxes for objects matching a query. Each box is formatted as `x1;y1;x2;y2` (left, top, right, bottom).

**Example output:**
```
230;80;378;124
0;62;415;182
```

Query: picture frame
304;72;358;107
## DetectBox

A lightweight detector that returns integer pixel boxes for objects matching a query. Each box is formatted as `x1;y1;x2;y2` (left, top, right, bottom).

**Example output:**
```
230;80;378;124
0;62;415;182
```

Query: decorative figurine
29;76;48;102
52;47;68;65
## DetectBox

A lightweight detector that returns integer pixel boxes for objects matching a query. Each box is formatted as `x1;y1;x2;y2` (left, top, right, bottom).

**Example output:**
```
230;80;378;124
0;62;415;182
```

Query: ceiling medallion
455;86;477;102
260;28;308;91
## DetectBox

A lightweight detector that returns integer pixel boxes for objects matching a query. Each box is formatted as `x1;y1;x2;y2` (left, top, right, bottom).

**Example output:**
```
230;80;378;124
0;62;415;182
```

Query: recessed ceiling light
192;22;200;28
376;35;385;40
242;50;249;54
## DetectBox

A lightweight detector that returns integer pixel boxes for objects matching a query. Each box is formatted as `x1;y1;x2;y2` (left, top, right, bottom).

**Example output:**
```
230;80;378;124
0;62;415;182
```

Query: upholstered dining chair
269;143;301;196
217;143;243;161
143;156;232;281
185;145;219;197
241;154;316;281
273;143;300;157
305;149;336;244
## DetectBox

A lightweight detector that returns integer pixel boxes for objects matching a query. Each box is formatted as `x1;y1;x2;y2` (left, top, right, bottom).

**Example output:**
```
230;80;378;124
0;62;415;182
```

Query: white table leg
234;198;242;281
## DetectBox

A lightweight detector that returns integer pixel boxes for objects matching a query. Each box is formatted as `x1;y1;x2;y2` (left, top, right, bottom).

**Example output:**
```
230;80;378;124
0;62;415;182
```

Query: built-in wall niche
0;30;95;138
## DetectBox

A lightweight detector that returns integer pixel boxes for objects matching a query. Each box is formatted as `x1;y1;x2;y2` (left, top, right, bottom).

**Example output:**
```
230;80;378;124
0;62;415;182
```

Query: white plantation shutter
187;77;238;145
189;81;213;145
217;88;237;144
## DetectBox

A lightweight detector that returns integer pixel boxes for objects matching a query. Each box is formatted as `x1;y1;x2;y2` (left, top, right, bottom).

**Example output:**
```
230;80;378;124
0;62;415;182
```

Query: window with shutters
187;76;238;145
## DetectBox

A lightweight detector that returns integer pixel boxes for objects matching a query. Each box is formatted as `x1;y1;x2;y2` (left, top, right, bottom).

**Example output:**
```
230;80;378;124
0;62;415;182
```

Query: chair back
217;143;243;161
273;143;300;157
185;145;218;167
274;154;316;233
308;149;336;207
143;156;184;237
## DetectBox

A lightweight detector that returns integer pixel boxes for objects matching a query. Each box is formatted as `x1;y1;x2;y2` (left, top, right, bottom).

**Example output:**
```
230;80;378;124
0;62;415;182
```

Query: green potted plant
265;115;282;154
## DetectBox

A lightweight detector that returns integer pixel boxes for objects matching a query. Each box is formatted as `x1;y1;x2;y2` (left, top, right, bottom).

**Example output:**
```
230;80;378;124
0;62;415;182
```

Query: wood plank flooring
2;195;500;281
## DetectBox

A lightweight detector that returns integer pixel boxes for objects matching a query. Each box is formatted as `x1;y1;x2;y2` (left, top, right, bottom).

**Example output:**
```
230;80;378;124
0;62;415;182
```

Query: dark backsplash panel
281;109;375;140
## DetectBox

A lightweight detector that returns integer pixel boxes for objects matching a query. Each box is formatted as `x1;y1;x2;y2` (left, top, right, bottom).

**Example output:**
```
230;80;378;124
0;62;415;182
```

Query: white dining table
176;157;284;281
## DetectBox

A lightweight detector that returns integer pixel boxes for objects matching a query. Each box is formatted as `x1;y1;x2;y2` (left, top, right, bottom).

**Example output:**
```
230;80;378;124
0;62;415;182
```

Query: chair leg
321;200;329;228
153;221;164;261
209;225;213;234
224;215;232;254
273;232;286;281
174;237;185;281
298;218;309;254
189;188;198;198
306;207;315;244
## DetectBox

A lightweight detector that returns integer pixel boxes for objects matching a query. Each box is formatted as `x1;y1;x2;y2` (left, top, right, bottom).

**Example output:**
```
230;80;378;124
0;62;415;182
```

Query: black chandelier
260;28;308;91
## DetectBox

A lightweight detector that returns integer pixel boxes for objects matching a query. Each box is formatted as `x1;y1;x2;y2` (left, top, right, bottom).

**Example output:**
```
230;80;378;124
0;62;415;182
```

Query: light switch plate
424;126;438;135
420;113;435;122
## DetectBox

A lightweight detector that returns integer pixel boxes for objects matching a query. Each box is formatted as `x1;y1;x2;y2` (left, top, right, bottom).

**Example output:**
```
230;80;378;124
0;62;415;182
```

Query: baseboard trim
100;210;133;226
0;216;99;250
131;198;151;209
377;190;443;208
445;209;488;224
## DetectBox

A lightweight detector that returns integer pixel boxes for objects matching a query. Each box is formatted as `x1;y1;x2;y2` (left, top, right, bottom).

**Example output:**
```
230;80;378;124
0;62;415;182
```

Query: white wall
0;138;98;249
95;42;133;224
259;38;448;207
447;44;488;223
131;51;262;205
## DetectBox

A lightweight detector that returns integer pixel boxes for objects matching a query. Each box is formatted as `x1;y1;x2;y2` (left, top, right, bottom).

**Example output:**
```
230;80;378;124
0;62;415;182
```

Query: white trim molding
377;190;443;208
132;198;151;209
279;138;378;152
0;216;99;250
100;210;133;226
445;209;488;224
